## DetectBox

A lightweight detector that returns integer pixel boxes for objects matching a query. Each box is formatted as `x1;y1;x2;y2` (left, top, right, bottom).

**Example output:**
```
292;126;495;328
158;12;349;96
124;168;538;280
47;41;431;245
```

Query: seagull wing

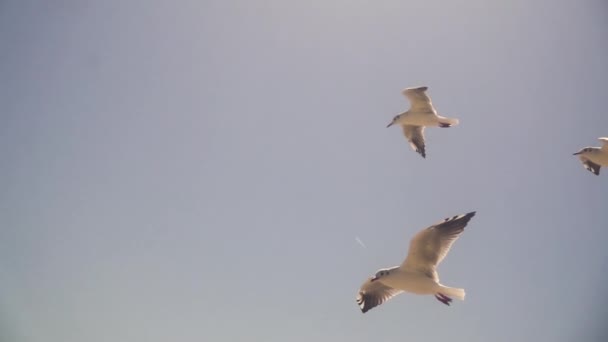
402;125;426;158
580;156;601;175
356;278;403;313
400;212;476;279
402;86;434;112
598;137;608;150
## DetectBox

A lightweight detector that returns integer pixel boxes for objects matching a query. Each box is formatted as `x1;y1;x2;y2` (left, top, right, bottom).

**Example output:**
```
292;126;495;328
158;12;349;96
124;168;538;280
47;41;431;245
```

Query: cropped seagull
573;137;608;175
356;212;476;313
386;86;459;158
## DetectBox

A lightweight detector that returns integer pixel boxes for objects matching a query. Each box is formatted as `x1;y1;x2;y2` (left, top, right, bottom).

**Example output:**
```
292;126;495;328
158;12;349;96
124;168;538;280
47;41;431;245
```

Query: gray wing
580;156;601;175
400;212;476;278
402;86;434;112
598;137;608;150
356;278;403;313
402;125;426;158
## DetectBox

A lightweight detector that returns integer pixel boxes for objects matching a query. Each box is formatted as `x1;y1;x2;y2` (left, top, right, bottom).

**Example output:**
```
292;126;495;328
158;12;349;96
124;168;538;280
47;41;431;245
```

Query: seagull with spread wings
386;86;460;158
356;212;476;313
573;137;608;175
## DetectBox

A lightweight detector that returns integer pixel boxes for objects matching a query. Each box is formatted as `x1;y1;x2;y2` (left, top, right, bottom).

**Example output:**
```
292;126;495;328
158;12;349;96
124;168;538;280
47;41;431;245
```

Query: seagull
573;137;608;175
386;86;460;158
356;212;476;313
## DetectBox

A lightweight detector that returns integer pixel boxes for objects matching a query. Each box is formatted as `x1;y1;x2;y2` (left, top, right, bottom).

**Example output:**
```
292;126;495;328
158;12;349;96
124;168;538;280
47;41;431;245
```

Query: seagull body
356;212;476;313
386;86;460;158
573;137;608;175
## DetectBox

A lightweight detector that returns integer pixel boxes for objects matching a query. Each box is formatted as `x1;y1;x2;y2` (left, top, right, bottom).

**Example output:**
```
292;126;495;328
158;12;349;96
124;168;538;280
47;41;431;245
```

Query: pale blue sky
1;1;608;341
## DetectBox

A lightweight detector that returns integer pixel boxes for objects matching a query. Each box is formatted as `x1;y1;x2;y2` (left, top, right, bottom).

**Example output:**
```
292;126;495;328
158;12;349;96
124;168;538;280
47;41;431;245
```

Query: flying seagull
356;212;476;313
386;86;460;158
573;137;608;175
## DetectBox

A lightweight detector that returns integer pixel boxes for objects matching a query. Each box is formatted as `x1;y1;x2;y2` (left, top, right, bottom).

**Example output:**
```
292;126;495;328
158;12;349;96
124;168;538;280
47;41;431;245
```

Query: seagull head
371;269;391;282
573;147;596;156
386;115;401;128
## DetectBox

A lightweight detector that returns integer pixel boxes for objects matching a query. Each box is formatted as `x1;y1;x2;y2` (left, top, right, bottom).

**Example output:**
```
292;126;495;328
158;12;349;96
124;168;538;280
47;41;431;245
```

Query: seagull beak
386;122;394;128
573;152;581;155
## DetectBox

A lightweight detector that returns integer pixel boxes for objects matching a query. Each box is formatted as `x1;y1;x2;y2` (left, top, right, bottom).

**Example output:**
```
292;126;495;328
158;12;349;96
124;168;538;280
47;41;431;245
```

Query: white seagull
356;212;476;313
573;137;608;175
386;86;460;158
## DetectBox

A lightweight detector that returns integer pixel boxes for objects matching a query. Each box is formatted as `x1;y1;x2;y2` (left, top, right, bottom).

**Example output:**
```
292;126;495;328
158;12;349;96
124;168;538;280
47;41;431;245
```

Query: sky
1;0;608;341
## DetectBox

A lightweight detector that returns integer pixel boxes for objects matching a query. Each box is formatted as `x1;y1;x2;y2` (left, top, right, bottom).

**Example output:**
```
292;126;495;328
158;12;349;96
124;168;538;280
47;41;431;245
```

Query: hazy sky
1;1;608;341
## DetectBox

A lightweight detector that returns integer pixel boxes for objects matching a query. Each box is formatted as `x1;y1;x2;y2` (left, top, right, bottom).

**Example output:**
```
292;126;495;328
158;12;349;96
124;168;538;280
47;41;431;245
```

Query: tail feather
437;116;459;127
439;286;465;301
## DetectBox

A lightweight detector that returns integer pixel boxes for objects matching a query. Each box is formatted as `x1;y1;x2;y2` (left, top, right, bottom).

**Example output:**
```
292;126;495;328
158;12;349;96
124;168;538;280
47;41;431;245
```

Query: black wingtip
357;299;370;314
460;211;476;223
441;212;476;228
444;211;476;221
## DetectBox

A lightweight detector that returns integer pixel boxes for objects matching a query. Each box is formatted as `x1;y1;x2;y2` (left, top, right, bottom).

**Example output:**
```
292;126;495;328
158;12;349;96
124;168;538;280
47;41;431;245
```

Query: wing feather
402;125;426;158
402;86;434;112
356;279;403;313
400;212;476;278
598;137;608;150
580;156;601;175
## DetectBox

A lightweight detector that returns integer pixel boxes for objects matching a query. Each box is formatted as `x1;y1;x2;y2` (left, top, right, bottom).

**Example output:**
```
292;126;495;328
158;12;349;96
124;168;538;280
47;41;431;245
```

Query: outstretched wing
579;156;601;175
402;86;434;112
402;125;426;158
400;212;476;279
356;278;403;313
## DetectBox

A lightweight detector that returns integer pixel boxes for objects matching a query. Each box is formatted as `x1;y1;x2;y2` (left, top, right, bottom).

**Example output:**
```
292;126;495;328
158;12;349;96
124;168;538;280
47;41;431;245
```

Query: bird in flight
573;137;608;175
356;212;476;313
386;86;460;158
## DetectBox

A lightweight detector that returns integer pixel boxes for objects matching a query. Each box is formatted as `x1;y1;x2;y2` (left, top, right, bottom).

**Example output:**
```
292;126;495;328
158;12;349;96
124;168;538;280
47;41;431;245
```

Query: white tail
438;116;459;127
439;285;466;300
